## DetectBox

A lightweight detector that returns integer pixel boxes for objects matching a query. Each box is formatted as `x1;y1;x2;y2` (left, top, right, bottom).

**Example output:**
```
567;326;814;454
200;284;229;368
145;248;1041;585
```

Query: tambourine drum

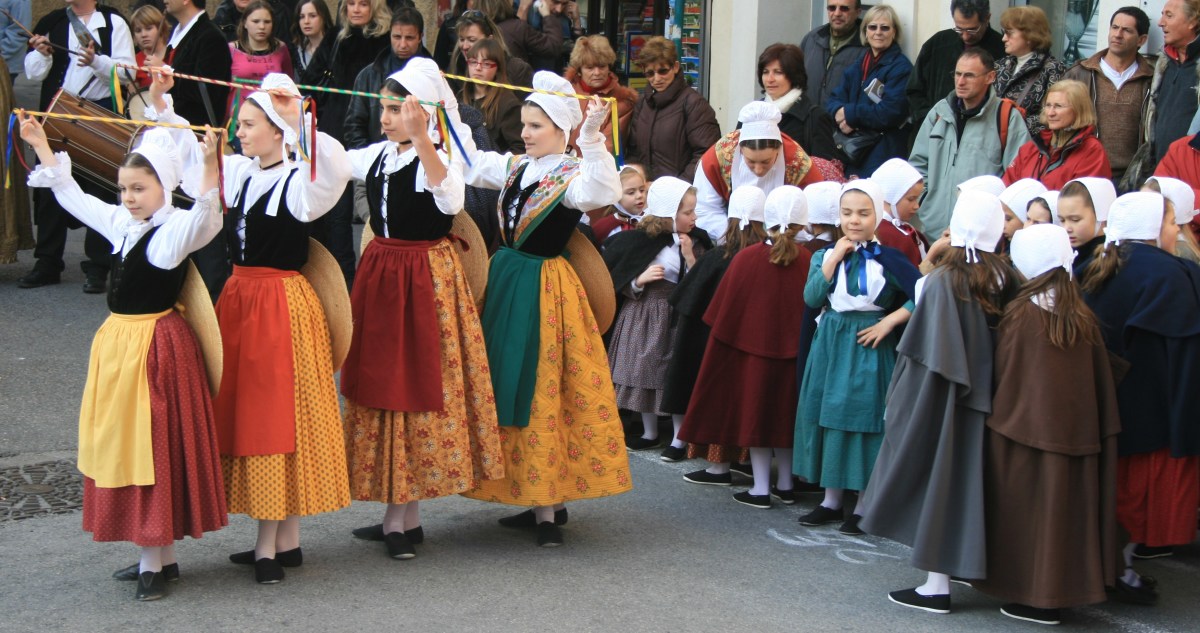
43;89;195;205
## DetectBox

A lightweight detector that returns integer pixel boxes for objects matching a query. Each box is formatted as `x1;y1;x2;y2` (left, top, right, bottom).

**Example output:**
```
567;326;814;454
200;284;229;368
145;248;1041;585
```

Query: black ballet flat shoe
887;588;950;614
114;562;179;582
838;514;864;535
660;446;688;462
405;525;424;545
384;532;417;560
732;491;772;509
625;436;661;451
230;547;303;567
498;508;568;528
254;558;284;584
134;571;167;601
683;469;732;486
729;462;753;477
356;524;425;544
1108;576;1159;605
770;486;797;505
797;505;844;526
1001;603;1061;625
536;522;563;547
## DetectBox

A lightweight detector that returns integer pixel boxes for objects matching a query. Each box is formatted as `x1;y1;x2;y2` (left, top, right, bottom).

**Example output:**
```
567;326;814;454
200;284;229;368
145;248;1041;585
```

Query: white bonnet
526;71;582;133
728;185;767;229
1010;223;1076;279
805;181;843;226
764;185;807;230
870;158;923;208
738;101;782;143
999;178;1048;223
949;189;1005;262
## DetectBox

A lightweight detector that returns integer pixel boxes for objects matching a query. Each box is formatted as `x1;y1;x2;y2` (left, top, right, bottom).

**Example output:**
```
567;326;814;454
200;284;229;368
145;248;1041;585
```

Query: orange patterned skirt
463;256;633;506
219;269;350;520
343;239;503;503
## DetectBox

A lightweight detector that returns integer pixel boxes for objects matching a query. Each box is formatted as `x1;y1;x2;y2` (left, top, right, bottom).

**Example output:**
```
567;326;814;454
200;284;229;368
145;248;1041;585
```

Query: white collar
168;10;203;50
113;204;174;253
519;152;567;187
381;142;418;174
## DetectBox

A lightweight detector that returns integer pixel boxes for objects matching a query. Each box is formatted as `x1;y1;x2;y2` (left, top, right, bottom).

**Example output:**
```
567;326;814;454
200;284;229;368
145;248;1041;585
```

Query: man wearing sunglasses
799;0;865;109
905;0;1004;148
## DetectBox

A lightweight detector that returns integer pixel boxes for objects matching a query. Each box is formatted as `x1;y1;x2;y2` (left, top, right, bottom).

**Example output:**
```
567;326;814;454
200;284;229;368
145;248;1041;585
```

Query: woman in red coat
1002;80;1111;189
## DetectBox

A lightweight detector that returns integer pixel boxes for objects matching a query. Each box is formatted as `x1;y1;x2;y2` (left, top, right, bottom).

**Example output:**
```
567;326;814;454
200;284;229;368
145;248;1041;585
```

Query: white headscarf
950;190;1005;263
245;73;303;151
130;127;182;193
1147;176;1197;225
956;175;1005;198
1011;224;1076;279
1036;190;1060;224
999;178;1048;223
870;158;923;211
764;185;807;231
728;185;767;230
388;58;445;145
1106;192;1165;248
840;179;886;230
526;71;582;133
1065;177;1117;230
732;101;787;194
804;181;842;227
646;176;694;231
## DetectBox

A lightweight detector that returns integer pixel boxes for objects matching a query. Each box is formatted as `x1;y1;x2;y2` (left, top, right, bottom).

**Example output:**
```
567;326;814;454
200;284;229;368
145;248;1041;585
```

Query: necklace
260;158;285;170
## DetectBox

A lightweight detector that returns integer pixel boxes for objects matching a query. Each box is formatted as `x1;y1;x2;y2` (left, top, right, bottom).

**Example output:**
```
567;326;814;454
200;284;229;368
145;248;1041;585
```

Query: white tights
747;447;794;496
255;516;301;560
383;501;422;534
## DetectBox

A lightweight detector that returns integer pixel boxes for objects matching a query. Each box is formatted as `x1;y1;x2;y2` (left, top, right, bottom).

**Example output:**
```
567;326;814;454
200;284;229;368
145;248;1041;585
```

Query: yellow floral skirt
463;256;633;506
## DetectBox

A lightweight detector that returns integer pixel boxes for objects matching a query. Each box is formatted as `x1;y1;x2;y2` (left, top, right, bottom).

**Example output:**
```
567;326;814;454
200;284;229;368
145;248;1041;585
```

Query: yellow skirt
463;257;633;506
221;274;351;520
78;309;166;488
344;242;504;503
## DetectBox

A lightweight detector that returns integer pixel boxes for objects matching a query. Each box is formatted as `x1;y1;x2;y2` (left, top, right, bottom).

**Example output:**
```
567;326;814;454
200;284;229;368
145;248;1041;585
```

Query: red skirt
678;338;798;448
214;266;298;456
82;311;228;545
340;236;443;411
1117;449;1200;546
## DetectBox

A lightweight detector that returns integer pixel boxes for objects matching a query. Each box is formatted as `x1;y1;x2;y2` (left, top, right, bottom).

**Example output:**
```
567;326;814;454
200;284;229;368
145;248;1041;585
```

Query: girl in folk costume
674;187;770;485
146;71;353;584
603;177;711;455
1055;177;1116;275
339;60;503;560
679;186;812;508
693;101;825;242
870;158;928;267
1077;192;1200;605
19;118;227;601
793;180;920;533
858;191;1019;615
1143;176;1200;264
591;165;647;243
998;178;1048;240
970;224;1121;626
462;72;632;547
802;182;843;254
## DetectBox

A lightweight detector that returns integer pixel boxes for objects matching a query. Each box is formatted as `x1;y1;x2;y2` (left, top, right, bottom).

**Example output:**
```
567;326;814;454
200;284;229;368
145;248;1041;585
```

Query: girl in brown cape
972;224;1122;625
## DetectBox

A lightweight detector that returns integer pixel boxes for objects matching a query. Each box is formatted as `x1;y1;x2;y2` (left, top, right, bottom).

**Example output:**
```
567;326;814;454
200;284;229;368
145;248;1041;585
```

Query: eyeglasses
643;67;673;77
866;24;891;32
467;58;498;69
827;4;852;12
952;25;983;35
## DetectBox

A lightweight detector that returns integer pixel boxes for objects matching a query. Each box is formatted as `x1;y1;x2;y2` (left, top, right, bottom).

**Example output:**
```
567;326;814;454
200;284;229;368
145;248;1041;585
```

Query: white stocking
748;447;773;495
706;462;731;475
383;503;408;534
276;516;301;552
821;487;843;510
1122;543;1142;586
917;571;950;596
670;414;686;448
139;546;163;574
161;543;177;566
773;448;793;490
640;412;659;440
405;500;421;529
533;505;554;524
255;520;280;560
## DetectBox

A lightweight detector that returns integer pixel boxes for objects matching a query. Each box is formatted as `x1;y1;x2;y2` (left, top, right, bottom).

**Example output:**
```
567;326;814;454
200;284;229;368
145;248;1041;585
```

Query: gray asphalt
2;75;1198;633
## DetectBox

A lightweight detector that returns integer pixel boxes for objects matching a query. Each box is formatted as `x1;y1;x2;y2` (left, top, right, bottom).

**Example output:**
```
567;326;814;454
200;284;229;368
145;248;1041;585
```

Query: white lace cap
738;101;782;143
764;185;807;230
870;158;922;207
804;181;842;226
1035;190;1060;224
1147;176;1197;224
1011;224;1075;279
245;73;302;149
956;175;1005;197
949;190;1005;263
840;179;885;229
526;71;582;133
646;176;693;219
388;58;446;143
999;178;1048;222
1065;177;1117;228
1106;192;1165;248
728;185;767;230
130;127;182;193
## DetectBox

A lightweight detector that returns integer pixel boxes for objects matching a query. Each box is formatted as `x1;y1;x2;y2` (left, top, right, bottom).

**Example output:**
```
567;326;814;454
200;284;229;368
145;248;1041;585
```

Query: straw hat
302;238;352;372
565;229;615;334
177;261;222;396
359;213;490;308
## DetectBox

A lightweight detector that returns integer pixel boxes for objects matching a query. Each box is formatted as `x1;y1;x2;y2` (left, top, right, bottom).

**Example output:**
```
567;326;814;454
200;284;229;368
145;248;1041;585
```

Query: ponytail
1080;242;1124;294
768;225;801;266
722;217;768;259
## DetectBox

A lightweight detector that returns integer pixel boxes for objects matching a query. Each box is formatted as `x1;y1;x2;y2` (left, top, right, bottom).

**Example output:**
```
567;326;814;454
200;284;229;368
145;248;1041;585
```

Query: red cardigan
1002;126;1111;190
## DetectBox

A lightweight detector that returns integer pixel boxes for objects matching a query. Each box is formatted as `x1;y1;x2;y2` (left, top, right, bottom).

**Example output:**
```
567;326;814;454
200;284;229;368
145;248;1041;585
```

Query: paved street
2;76;1198;633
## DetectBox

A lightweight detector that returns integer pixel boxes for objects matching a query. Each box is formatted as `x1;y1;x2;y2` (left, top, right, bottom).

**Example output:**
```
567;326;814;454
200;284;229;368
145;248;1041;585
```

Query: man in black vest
163;0;232;299
19;0;135;292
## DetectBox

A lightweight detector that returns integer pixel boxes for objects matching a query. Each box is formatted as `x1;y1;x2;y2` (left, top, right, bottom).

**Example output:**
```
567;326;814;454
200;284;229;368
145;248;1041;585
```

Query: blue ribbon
4;113;16;189
843;241;881;296
442;111;473;169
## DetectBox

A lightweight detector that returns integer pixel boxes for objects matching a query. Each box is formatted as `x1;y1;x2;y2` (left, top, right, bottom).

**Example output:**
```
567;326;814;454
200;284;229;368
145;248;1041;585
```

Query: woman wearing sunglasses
625;36;721;182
